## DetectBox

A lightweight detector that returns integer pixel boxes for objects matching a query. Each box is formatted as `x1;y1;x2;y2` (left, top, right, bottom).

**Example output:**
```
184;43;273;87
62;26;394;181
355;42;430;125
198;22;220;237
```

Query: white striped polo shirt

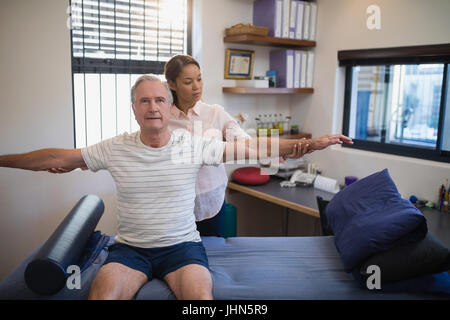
81;129;226;248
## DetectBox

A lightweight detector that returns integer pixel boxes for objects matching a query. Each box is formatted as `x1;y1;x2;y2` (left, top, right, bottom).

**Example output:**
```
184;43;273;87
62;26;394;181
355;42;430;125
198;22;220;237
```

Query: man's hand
306;134;353;153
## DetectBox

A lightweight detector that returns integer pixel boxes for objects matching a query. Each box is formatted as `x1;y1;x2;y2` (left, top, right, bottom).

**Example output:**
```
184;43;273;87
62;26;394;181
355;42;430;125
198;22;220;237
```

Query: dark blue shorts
103;241;209;280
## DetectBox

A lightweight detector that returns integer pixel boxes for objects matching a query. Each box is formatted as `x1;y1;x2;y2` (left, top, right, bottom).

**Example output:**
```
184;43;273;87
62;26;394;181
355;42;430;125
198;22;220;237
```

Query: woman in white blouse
164;54;250;236
164;54;313;236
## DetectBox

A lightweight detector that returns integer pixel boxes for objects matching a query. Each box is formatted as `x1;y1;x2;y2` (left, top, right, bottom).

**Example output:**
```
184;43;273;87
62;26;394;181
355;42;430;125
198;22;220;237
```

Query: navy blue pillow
325;169;427;272
352;270;450;295
360;231;450;283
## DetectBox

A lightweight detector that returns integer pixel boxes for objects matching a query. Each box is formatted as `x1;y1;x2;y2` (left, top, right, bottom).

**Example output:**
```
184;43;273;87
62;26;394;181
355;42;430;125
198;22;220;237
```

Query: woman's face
169;63;203;107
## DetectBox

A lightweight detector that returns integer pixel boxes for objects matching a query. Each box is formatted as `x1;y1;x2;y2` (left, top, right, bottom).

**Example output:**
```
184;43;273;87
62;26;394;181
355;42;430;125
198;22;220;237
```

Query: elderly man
0;75;352;300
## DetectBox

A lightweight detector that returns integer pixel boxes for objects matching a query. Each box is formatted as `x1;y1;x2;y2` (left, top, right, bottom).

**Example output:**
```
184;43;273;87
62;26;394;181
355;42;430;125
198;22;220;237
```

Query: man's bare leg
164;264;213;300
88;262;148;300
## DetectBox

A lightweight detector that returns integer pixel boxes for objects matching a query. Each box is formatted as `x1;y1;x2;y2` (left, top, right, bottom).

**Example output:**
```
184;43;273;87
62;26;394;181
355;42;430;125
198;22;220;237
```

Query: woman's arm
0;148;87;172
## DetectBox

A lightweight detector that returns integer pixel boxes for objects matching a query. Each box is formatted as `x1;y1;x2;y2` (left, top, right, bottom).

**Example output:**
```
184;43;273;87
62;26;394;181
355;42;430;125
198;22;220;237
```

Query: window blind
70;0;188;73
70;0;191;148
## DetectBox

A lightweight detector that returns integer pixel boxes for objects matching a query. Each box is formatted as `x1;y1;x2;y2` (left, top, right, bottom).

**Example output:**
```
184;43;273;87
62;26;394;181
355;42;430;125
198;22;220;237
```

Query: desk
421;208;450;248
227;177;336;235
227;178;450;246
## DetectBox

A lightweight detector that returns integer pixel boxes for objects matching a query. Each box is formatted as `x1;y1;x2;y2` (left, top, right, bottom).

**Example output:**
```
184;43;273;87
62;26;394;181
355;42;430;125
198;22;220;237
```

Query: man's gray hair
131;74;173;106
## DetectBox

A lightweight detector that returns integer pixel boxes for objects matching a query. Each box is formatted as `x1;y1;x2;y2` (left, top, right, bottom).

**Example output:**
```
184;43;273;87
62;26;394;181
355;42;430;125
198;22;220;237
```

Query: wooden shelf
280;133;312;139
224;34;316;48
222;87;314;94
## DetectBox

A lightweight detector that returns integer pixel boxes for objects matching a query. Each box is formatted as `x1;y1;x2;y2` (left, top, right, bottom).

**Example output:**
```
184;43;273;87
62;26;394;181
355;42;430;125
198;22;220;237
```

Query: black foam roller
24;194;104;295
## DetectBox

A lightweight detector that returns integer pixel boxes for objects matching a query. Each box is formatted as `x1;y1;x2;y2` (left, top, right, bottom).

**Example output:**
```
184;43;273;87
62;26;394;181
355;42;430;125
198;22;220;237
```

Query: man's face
132;80;171;133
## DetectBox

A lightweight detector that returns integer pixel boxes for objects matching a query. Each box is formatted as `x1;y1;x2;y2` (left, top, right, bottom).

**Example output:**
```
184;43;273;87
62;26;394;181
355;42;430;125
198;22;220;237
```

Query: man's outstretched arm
0;148;86;172
222;134;353;162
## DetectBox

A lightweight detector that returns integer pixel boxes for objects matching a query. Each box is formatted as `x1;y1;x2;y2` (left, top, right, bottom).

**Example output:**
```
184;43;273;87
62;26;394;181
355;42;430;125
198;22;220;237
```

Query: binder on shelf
300;51;307;88
294;50;302;88
309;2;318;41
289;0;298;39
270;50;294;88
253;0;283;38
295;1;305;40
303;2;310;40
282;0;291;38
306;51;315;88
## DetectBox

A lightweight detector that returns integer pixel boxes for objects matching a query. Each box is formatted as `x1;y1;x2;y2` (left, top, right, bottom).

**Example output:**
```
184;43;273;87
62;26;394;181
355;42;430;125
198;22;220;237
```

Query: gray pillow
360;231;450;283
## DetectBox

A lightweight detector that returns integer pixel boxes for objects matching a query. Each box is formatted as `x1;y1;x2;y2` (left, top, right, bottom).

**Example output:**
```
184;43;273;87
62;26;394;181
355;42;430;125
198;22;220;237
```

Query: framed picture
224;49;255;79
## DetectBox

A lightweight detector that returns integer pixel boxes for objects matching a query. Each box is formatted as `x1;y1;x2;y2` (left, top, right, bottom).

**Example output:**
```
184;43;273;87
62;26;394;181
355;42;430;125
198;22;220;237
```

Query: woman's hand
47;166;89;174
283;138;310;159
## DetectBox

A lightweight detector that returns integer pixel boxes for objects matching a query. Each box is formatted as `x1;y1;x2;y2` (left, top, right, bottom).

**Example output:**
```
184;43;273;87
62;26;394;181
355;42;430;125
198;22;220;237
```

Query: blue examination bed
0;234;448;300
0;194;448;300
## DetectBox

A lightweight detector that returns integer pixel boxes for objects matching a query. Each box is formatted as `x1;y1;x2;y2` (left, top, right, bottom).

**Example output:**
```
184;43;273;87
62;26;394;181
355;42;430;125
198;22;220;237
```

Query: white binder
276;0;283;38
294;50;301;88
306;51;315;88
289;0;298;39
300;51;307;88
287;50;294;88
282;0;291;38
303;2;310;40
309;3;317;41
295;1;305;40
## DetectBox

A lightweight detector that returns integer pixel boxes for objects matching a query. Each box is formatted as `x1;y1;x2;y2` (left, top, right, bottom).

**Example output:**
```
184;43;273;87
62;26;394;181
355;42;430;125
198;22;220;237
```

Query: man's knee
88;262;148;300
164;264;213;300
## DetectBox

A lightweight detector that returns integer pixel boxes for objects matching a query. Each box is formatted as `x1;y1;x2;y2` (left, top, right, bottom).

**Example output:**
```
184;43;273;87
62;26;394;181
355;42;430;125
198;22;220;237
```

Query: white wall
292;0;450;203
0;0;118;280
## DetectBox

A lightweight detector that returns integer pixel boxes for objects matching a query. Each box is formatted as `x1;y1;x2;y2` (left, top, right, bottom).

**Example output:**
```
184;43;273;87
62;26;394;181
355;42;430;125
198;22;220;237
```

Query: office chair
316;196;334;236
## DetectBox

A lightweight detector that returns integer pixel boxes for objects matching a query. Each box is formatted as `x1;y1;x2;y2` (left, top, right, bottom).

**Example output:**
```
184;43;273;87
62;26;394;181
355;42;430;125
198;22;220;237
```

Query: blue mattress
0;235;448;300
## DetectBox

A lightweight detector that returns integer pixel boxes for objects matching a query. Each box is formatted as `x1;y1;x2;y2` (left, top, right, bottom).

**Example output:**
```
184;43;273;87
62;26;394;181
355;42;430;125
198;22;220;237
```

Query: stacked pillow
325;169;450;293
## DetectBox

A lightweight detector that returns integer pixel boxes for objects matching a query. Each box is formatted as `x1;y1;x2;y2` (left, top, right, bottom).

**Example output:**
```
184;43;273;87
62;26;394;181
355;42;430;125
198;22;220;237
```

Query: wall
291;0;450;203
0;0;118;280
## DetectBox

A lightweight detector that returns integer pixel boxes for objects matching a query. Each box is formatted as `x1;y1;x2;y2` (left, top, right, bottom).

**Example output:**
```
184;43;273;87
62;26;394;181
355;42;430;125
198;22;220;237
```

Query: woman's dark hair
164;54;200;107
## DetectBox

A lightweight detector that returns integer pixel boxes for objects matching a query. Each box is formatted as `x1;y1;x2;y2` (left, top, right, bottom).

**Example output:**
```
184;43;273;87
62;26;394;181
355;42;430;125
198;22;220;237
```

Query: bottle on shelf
258;114;268;137
266;114;272;136
272;113;280;136
283;116;291;135
278;113;284;135
255;116;261;135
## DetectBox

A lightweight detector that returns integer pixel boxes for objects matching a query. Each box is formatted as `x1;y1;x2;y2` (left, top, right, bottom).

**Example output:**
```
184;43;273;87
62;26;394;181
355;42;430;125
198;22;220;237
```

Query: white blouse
168;100;250;221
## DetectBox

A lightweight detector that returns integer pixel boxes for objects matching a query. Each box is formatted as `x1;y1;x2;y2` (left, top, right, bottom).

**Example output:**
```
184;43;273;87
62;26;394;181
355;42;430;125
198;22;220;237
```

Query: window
339;44;450;163
69;0;192;148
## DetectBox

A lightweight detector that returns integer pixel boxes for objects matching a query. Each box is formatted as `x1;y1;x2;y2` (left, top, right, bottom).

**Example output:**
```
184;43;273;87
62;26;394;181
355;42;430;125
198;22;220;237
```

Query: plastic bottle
284;116;291;135
260;114;268;136
255;117;261;133
278;113;284;135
